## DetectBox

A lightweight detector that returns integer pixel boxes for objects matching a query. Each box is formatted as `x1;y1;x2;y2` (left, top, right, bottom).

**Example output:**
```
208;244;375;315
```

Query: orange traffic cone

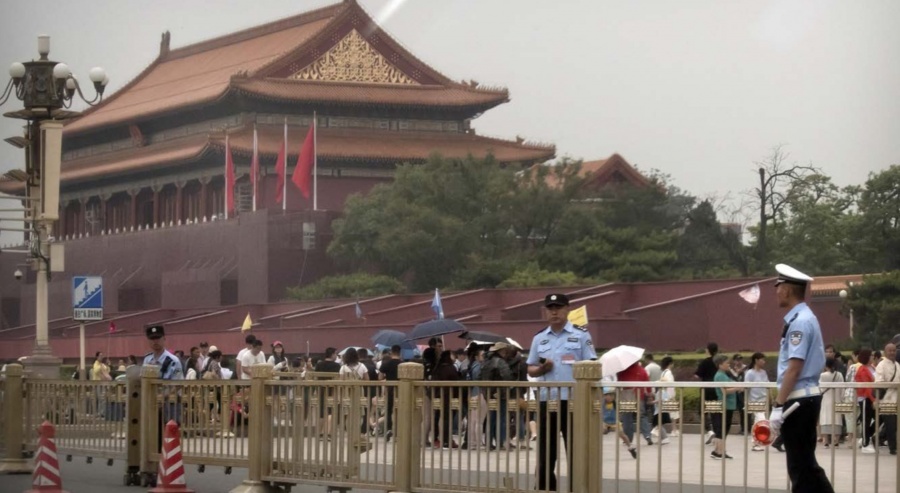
150;420;194;493
25;421;69;493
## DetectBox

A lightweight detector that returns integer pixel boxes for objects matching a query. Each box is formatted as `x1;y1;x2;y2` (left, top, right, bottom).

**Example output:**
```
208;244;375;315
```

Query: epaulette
143;351;153;358
534;326;549;335
573;324;588;332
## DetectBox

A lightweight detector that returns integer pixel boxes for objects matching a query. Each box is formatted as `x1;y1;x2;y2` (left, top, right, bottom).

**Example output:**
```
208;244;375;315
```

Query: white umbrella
506;337;523;350
338;346;367;357
599;345;645;378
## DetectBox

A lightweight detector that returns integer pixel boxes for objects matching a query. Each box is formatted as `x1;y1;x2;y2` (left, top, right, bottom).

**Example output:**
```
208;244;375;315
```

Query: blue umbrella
407;319;466;341
371;329;417;349
459;330;505;343
374;343;421;361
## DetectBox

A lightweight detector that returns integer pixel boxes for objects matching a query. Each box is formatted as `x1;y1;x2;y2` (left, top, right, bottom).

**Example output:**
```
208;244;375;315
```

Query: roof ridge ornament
160;31;171;57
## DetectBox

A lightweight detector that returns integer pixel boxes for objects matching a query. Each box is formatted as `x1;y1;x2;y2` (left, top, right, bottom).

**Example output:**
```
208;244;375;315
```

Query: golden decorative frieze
291;29;418;85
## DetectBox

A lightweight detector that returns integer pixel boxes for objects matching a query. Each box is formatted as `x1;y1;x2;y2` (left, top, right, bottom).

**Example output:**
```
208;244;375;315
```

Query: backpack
344;364;363;380
480;358;498;382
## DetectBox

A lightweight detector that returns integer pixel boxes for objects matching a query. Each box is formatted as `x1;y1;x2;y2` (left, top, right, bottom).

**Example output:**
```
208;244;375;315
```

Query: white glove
768;405;784;433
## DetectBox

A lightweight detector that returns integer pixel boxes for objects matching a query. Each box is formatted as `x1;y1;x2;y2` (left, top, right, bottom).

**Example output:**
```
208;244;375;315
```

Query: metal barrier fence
599;380;900;493
23;379;129;461
3;361;899;493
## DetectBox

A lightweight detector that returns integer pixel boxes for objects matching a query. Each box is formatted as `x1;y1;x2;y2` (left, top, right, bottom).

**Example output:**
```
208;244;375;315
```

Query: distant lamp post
839;288;853;340
1;35;108;378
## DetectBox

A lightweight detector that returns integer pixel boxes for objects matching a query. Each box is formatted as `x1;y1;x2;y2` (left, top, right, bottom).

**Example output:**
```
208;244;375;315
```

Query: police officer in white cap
767;264;834;493
527;293;596;491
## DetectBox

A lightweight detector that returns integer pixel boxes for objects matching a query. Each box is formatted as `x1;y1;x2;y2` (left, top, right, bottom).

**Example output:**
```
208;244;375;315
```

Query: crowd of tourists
43;330;897;461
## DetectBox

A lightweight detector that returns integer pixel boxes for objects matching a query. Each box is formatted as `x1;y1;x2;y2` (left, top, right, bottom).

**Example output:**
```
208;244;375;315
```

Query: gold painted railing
2;361;898;493
23;379;128;461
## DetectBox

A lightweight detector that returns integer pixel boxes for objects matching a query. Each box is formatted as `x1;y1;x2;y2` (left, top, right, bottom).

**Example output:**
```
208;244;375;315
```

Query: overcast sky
1;0;898;244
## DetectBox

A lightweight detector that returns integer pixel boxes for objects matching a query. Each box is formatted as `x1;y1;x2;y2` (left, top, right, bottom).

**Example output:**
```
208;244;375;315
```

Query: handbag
877;362;898;399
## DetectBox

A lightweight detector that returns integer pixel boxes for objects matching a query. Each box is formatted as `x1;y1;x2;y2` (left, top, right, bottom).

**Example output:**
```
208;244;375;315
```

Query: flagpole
312;111;318;211
224;134;229;220
283;118;288;213
252;123;258;212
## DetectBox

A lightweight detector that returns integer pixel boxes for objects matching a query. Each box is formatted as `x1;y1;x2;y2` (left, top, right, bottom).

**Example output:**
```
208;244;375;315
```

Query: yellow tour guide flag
567;305;588;326
241;313;253;332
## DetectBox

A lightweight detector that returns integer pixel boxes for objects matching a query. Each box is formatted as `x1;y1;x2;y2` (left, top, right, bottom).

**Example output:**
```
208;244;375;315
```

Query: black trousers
385;387;395;434
858;399;876;446
537;400;571;492
782;395;834;493
883;414;897;453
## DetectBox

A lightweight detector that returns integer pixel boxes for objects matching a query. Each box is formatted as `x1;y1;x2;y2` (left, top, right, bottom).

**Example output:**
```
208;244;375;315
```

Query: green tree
329;154;527;291
750;145;819;269
845;271;900;348
286;273;405;300
764;174;859;275
497;262;582;288
676;200;747;278
855;165;900;271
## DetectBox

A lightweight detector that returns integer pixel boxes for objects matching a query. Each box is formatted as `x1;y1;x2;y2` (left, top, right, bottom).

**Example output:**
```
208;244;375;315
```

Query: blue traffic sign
73;276;103;321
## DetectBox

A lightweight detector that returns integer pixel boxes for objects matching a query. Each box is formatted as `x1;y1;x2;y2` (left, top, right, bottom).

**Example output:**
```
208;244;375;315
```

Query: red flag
274;122;287;204
225;135;235;217
291;125;315;199
108;321;116;334
250;125;259;211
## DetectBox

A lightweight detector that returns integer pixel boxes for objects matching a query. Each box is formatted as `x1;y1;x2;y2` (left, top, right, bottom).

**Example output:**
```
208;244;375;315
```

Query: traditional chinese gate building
0;0;557;325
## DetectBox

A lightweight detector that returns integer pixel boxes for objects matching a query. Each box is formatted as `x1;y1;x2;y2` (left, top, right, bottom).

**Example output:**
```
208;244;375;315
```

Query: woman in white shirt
657;356;677;440
339;348;369;380
267;341;289;372
819;357;844;447
743;352;770;451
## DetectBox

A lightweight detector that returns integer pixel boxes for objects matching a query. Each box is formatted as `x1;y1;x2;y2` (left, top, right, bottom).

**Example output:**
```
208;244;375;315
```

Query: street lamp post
1;35;107;378
839;287;854;340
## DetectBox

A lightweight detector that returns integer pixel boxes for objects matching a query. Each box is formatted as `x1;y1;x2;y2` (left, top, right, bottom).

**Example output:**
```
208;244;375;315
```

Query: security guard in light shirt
527;293;596;492
142;324;182;488
767;264;834;493
143;325;183;380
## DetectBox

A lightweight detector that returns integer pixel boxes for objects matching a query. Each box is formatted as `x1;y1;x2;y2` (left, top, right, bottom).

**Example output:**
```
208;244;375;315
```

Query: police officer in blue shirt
527;293;596;492
767;264;834;493
143;325;183;380
142;324;182;487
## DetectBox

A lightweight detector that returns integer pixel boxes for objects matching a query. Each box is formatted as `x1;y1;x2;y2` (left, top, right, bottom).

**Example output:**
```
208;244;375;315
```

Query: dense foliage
844;271;900;348
290;152;898;330
285;273;405;300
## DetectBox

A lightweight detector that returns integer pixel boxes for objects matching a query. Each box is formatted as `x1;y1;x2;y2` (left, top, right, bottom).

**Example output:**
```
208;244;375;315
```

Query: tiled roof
217;124;554;163
66;135;210;186
811;274;864;296
232;78;508;110
540;153;650;189
578;154;650;188
0;126;553;192
64;6;339;135
63;1;510;136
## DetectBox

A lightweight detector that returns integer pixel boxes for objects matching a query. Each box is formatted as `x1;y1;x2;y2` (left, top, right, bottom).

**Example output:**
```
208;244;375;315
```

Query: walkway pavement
4;432;895;492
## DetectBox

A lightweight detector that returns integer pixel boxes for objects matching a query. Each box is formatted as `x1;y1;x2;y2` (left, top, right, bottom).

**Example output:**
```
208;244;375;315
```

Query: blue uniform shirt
777;302;825;392
527;321;597;400
143;350;184;380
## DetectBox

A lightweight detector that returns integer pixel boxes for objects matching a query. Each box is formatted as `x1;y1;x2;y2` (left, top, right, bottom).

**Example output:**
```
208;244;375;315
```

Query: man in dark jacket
481;342;513;449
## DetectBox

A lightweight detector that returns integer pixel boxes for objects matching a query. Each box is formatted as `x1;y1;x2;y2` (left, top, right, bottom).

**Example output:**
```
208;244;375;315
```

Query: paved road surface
3;430;895;493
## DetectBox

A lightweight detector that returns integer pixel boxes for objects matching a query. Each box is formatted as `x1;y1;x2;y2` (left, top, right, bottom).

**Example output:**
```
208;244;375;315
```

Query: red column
129;189;138;230
99;194;109;233
79;199;87;236
57;202;66;238
199;178;209;221
152;188;160;227
175;181;184;224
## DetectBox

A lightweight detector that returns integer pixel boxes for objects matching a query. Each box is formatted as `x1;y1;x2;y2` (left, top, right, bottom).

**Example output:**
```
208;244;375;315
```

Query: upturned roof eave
231;83;509;114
